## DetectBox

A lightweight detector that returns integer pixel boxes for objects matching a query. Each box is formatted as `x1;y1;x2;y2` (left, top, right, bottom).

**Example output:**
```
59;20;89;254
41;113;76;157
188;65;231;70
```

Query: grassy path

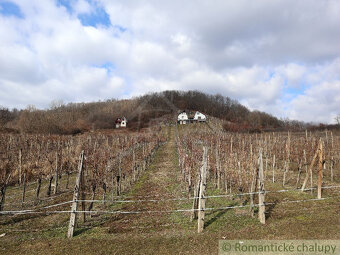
104;126;189;234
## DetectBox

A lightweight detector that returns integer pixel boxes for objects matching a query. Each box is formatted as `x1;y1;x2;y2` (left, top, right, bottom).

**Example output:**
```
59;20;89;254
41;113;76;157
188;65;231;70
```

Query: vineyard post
216;137;221;190
67;150;84;238
47;175;53;197
301;141;320;192
36;177;42;201
18;148;22;185
54;150;59;195
132;148;136;182
331;132;334;182
111;167;114;202
22;172;26;205
237;161;241;188
283;133;290;186
250;163;258;218
317;140;324;199
81;162;86;223
116;153;122;196
191;182;199;221
272;154;275;183
198;146;208;233
258;148;265;224
0;174;11;211
187;162;192;195
102;182;107;206
303;149;307;179
330;156;334;182
87;184;96;218
265;156;268;179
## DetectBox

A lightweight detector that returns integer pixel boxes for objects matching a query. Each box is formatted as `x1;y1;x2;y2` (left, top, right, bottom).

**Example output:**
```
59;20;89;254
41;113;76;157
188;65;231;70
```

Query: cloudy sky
0;0;340;123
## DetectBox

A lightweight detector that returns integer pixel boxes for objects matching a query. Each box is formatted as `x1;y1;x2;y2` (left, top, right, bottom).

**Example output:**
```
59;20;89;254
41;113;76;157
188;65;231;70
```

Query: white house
194;111;206;122
177;111;206;124
177;112;189;124
115;117;127;128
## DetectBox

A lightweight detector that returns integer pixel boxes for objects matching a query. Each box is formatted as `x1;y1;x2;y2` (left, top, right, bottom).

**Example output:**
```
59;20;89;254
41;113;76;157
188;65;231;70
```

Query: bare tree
335;115;340;125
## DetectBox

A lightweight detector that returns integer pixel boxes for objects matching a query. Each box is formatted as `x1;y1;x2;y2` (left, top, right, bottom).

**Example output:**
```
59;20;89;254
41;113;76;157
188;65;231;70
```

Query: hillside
0;90;295;135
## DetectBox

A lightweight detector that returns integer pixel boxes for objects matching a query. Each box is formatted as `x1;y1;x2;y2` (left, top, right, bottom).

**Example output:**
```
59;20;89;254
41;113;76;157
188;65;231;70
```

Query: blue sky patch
285;85;307;97
57;0;111;28
92;62;115;74
77;4;111;28
57;0;74;14
0;1;24;18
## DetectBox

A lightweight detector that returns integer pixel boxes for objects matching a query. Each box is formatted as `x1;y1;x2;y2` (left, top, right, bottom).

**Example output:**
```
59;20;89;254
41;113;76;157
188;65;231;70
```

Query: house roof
116;116;128;124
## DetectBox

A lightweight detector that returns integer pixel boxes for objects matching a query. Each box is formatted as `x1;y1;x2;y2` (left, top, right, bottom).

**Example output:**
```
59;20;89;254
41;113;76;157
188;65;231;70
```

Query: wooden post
249;165;258;218
0;174;11;211
317;141;323;199
36;177;42;201
258;149;265;224
67;150;84;238
132;148;136;182
116;154;122;196
111;166;115;202
272;154;275;183
216;138;221;190
47;176;53;197
198;146;208;233
54;151;59;195
283;161;287;186
81;164;86;223
191;182;200;221
18;149;22;185
330;156;334;182
22;172;26;205
301;142;320;192
331;132;334;182
87;184;96;217
102;182;107;206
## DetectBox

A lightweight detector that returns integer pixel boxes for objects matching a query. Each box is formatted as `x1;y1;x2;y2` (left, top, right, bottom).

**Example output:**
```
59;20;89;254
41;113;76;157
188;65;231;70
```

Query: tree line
1;90;338;134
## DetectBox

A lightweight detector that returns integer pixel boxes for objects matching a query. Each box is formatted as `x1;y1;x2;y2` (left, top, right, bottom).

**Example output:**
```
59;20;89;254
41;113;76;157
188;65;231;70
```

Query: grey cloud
0;0;339;123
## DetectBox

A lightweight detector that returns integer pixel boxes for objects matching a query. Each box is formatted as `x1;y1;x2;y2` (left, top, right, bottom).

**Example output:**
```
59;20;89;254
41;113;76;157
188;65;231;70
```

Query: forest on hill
0;90;334;134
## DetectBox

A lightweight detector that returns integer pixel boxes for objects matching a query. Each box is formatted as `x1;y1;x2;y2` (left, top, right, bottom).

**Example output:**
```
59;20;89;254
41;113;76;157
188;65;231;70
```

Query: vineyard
0;123;339;254
0;126;167;216
176;124;340;229
177;124;340;197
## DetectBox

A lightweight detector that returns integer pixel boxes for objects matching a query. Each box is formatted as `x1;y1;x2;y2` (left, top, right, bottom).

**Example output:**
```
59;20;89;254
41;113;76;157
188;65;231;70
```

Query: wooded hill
0;90;320;134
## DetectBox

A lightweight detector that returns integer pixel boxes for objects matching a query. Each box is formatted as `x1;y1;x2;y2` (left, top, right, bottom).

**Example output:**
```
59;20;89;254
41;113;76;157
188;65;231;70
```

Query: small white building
177;112;189;124
177;111;206;124
115;117;127;128
194;111;206;122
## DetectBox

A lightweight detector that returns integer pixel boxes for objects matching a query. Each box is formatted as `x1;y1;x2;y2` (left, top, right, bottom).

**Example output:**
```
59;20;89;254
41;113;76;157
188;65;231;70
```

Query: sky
0;0;340;123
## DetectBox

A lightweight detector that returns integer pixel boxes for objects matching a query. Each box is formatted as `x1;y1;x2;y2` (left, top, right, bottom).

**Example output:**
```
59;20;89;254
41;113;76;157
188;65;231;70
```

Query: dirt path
106;127;188;234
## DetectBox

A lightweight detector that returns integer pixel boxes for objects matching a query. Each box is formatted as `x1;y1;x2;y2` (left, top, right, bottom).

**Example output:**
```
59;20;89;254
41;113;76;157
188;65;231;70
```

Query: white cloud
0;0;339;123
171;33;192;52
276;64;307;88
288;81;340;123
73;0;92;14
